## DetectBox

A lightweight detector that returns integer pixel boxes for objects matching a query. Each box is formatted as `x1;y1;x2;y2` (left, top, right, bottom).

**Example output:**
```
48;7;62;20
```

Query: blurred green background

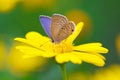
0;0;120;80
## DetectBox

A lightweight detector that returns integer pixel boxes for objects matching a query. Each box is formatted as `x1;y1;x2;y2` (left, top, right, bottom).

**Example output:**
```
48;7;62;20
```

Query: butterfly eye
72;29;74;32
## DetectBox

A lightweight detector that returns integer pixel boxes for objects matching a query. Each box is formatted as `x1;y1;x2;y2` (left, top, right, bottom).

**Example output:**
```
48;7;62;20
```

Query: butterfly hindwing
56;21;75;43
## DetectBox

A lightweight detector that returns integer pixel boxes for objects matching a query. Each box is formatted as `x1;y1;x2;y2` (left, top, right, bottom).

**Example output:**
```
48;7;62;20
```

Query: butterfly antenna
39;40;51;47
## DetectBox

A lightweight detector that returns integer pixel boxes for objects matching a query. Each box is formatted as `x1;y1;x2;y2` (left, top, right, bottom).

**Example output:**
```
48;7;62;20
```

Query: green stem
60;63;67;80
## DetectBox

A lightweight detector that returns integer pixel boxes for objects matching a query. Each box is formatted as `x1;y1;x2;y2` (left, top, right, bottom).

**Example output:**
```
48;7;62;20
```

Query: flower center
52;42;73;53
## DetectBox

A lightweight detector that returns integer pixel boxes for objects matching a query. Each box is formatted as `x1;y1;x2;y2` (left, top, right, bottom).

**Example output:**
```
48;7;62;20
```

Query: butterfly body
40;14;75;43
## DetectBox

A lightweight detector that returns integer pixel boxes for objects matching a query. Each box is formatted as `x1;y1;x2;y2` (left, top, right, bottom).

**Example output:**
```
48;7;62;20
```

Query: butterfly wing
39;15;52;38
55;21;75;43
51;14;68;43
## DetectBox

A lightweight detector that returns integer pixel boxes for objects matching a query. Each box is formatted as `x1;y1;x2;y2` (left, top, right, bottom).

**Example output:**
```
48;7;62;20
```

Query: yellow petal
14;31;50;48
64;22;84;43
74;43;109;53
73;52;105;67
55;52;82;64
76;43;103;46
25;31;49;43
7;42;48;73
16;46;56;58
93;53;106;60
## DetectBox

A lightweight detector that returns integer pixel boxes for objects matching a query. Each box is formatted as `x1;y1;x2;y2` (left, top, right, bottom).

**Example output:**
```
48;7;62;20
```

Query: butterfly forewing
51;14;68;42
39;16;52;38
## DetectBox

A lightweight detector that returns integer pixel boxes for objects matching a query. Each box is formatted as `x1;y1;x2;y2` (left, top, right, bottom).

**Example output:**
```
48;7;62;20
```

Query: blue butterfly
39;14;75;43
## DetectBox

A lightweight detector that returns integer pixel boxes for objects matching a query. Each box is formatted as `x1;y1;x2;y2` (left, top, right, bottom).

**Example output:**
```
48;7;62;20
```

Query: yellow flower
66;10;92;38
14;22;108;67
0;0;55;13
7;42;47;74
68;72;90;80
22;0;56;10
0;0;19;13
116;34;120;54
92;65;120;80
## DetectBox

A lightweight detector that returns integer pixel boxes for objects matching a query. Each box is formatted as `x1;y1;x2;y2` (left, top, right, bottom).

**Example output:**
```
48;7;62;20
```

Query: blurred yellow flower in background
68;72;90;80
7;42;47;74
116;34;120;54
22;0;56;10
0;41;6;70
66;10;92;38
92;65;120;80
15;22;108;67
0;0;19;13
0;0;56;13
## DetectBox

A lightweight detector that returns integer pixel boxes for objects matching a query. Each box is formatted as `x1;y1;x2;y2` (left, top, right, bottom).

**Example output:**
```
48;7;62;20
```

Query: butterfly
39;14;75;43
